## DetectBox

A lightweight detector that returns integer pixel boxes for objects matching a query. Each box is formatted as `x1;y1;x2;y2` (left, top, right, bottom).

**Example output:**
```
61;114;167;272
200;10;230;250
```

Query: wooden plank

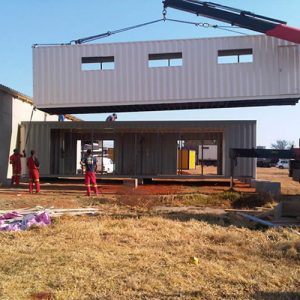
257;210;274;218
225;209;263;213
0;207;99;214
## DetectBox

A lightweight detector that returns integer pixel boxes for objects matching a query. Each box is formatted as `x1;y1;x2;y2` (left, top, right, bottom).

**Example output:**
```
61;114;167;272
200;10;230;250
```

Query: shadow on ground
253;291;300;300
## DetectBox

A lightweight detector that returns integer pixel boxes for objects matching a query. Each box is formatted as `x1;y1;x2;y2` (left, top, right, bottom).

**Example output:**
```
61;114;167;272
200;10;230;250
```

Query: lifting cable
164;18;248;35
161;7;248;35
33;8;248;47
68;17;248;45
70;18;165;44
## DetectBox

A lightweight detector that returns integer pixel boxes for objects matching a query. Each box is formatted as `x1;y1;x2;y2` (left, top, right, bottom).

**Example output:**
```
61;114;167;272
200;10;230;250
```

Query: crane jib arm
267;24;300;45
163;0;300;44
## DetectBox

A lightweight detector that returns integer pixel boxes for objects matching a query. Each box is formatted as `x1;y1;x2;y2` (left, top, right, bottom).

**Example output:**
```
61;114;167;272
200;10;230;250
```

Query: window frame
81;56;115;71
217;49;253;64
148;52;183;68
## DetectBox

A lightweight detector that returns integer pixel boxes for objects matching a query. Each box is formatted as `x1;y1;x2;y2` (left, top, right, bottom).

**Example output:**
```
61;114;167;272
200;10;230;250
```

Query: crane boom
163;0;300;44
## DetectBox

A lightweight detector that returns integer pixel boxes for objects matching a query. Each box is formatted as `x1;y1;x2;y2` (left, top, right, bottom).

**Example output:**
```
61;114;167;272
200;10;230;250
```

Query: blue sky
1;0;300;147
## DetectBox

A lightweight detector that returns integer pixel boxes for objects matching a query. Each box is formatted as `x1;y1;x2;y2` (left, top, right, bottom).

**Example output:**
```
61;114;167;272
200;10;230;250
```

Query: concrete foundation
138;178;144;185
123;178;138;188
251;179;281;196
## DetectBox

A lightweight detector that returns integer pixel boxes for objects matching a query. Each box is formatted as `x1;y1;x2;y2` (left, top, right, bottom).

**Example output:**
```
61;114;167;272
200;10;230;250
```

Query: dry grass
0;168;300;299
0;211;299;300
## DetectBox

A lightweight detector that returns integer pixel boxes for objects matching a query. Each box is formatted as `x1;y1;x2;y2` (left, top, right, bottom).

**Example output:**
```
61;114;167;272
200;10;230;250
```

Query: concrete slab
275;201;300;218
251;179;281;196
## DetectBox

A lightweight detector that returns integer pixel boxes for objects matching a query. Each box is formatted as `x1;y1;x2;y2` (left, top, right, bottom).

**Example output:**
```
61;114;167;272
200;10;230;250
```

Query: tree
271;139;294;150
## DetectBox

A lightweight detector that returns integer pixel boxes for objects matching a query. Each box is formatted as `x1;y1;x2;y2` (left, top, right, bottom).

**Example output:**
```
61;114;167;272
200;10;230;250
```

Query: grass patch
157;191;274;209
158;193;231;208
219;191;241;202
0;215;299;299
231;192;275;209
77;192;276;210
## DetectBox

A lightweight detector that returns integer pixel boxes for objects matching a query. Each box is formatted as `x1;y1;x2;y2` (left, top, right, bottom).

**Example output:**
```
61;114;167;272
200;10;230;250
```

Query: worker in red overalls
9;148;26;186
80;149;98;196
27;150;40;193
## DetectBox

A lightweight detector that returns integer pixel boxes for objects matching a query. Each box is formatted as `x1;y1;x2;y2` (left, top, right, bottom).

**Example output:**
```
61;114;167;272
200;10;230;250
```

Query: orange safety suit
81;155;98;196
9;153;24;186
27;156;40;193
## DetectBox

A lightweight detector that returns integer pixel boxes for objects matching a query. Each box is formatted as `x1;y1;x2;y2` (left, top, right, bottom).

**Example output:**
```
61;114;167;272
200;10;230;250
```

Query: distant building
0;84;79;185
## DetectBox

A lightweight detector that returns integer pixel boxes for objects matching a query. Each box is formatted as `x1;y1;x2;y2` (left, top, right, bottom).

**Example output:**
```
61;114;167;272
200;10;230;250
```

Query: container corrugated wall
33;35;300;111
21;121;256;178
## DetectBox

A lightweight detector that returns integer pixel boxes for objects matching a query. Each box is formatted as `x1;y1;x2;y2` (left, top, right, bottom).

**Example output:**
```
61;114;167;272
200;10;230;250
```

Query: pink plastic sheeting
0;211;51;231
0;211;22;220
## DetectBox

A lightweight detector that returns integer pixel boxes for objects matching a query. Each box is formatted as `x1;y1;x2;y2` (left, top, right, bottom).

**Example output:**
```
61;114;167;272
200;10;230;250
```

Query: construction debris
236;212;278;227
0;207;99;232
226;201;300;229
0;211;50;231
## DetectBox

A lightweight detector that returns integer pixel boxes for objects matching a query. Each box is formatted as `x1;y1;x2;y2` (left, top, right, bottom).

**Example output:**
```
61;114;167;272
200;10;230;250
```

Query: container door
278;45;300;95
140;134;156;175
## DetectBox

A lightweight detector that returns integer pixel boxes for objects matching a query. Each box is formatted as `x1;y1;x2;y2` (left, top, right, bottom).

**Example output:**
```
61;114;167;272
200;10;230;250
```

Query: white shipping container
33;35;300;114
20;120;256;178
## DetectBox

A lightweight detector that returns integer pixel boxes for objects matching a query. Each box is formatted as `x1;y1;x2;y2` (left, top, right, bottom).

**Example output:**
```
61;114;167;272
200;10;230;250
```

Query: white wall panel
33;35;300;111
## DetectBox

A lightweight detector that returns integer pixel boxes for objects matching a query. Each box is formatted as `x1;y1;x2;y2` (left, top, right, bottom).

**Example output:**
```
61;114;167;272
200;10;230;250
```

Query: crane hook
162;8;167;21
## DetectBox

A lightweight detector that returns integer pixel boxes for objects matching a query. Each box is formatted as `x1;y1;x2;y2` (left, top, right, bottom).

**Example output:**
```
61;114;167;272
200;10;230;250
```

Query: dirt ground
0;167;299;211
0;168;299;300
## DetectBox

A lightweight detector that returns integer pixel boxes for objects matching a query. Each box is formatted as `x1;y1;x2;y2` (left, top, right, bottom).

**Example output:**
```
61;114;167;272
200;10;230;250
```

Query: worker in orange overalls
9;148;26;187
27;150;40;193
80;149;98;196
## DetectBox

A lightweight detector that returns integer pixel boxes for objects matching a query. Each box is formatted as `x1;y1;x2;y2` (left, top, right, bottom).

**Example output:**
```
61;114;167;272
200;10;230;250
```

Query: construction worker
105;113;117;122
9;148;26;187
58;114;65;121
27;150;40;193
80;149;98;196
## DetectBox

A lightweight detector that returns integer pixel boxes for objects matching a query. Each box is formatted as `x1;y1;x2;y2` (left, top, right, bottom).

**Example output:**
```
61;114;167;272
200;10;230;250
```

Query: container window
218;49;253;64
148;52;182;68
81;56;115;70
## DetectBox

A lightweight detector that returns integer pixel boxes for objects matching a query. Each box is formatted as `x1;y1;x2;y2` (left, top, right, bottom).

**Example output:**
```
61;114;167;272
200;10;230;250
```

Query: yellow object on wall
189;150;196;169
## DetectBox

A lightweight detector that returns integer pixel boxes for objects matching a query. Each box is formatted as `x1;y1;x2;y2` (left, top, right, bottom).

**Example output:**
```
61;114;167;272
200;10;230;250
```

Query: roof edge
0;84;81;121
37;98;299;115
